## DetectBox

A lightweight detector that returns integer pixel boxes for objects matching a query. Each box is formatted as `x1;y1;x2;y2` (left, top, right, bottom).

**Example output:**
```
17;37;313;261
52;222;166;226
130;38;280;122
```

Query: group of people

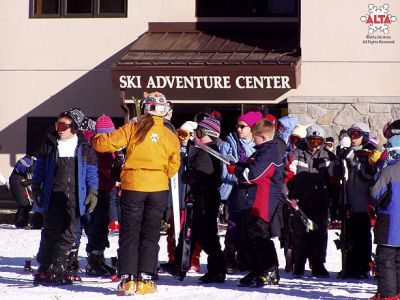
18;90;400;299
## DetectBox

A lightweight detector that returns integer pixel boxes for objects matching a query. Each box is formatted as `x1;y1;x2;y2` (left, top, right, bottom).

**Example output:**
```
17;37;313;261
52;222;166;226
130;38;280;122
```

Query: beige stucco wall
0;0;399;177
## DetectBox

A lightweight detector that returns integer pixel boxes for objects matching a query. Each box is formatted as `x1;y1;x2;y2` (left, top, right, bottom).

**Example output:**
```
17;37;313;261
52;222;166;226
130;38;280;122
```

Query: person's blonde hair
133;113;154;145
251;119;275;138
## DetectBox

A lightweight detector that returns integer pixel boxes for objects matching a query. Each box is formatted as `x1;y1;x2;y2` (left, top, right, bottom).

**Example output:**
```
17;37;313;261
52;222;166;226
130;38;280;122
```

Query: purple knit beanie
237;111;263;127
95;115;115;133
197;118;221;138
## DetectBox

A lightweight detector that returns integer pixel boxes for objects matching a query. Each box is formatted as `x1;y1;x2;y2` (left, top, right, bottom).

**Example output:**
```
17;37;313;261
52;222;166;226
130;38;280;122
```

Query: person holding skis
286;124;338;278
32;109;98;283
227;118;283;287
92;92;180;295
337;122;376;279
219;111;263;273
369;129;400;300
163;116;226;283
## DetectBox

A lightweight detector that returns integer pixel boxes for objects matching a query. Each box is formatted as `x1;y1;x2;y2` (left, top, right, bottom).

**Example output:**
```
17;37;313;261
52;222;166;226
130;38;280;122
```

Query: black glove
85;189;98;213
31;184;44;208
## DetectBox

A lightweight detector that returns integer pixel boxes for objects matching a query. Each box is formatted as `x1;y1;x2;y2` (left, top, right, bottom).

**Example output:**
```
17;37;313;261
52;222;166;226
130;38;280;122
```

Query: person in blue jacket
219;111;262;273
32;109;98;283
227;118;284;287
369;133;400;300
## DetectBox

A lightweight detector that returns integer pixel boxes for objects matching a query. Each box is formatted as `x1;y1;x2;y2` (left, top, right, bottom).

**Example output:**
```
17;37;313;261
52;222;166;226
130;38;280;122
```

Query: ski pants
376;245;400;298
9;173;32;227
174;189;225;274
117;190;168;277
238;213;278;273
109;187;121;222
36;191;79;266
86;190;111;252
344;212;372;276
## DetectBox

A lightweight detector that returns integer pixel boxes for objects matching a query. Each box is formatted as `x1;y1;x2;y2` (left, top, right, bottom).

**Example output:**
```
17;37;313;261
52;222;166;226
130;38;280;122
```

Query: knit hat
81;117;96;131
95;115;115;133
197;118;221;138
59;108;85;130
194;112;211;123
350;122;370;133
238;111;263;128
265;114;278;129
291;124;307;138
306;124;325;139
325;137;335;144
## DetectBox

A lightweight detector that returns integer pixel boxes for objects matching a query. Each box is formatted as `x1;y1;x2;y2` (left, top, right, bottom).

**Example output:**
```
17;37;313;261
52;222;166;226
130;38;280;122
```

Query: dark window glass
66;0;92;14
99;0;125;13
197;0;298;17
34;0;59;15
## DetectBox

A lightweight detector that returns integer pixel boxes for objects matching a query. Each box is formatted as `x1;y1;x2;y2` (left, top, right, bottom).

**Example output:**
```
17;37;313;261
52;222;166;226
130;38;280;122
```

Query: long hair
133;114;154;145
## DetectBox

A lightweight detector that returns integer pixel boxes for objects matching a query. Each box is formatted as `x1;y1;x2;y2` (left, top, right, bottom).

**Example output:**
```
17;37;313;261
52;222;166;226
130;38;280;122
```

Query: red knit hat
95;115;115;133
265;114;278;129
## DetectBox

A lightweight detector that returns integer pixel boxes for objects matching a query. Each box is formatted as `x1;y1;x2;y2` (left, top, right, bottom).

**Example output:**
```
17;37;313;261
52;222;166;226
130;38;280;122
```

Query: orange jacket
92;116;180;192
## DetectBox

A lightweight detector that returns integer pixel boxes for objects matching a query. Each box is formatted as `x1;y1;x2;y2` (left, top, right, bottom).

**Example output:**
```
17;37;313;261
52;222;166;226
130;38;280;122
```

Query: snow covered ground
0;224;376;299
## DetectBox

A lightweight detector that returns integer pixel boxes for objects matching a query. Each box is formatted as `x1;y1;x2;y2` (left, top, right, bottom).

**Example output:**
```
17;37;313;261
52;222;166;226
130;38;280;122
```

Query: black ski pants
118;190;168;277
343;212;372;276
36;191;79;267
174;190;225;274
9;173;31;228
238;213;278;273
86;190;111;252
376;245;400;298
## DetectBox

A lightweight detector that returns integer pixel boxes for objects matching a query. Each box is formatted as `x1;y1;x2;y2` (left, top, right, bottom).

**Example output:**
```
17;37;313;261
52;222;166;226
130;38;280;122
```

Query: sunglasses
347;129;363;139
55;122;72;132
307;137;324;146
236;124;249;130
177;129;192;140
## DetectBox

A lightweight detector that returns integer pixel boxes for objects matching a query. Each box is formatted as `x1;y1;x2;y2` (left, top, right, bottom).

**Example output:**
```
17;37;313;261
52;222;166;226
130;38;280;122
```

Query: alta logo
360;4;397;34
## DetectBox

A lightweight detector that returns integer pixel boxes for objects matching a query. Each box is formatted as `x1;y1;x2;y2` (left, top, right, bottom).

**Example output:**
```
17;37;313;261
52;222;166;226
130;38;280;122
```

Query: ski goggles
306;137;324;146
347;128;365;139
289;135;302;145
177;128;192;140
55;122;72;132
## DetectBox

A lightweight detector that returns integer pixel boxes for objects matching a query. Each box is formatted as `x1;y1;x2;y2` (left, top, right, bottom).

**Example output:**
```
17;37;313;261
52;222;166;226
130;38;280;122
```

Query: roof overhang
112;22;301;101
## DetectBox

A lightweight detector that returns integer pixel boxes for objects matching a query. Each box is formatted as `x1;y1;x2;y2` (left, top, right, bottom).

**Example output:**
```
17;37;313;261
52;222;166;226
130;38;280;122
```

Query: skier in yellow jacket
92;91;180;295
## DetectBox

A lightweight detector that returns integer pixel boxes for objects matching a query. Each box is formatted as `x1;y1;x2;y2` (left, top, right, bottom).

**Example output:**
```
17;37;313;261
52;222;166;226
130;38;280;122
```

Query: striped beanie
95;115;115;133
197;117;221;138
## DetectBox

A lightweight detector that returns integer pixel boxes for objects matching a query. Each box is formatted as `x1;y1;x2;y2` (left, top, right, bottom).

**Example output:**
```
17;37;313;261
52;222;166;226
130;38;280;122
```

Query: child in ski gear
163;117;226;283
370;134;400;300
286;124;338;278
92;92;180;295
219;111;262;273
85;115;118;277
9;155;43;229
337;122;376;279
32;109;98;283
228;119;283;287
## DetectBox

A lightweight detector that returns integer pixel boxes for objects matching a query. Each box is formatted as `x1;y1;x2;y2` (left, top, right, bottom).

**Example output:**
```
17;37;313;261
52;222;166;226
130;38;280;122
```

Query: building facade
0;0;399;178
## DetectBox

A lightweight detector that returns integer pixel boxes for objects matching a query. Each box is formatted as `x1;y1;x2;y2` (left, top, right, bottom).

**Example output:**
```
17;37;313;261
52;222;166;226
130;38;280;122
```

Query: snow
0;225;376;299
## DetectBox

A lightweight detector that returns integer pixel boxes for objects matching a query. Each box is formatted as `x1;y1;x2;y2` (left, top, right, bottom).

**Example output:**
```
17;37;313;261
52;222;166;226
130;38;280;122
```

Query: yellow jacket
92;116;180;192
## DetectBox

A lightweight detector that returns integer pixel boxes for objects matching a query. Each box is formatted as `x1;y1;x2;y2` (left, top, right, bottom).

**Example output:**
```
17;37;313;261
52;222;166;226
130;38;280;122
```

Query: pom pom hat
237;111;263;128
95;115;115;133
197;118;221;138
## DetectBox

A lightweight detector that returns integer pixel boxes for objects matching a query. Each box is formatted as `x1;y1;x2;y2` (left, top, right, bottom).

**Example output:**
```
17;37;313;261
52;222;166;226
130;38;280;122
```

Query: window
30;0;127;18
196;0;299;18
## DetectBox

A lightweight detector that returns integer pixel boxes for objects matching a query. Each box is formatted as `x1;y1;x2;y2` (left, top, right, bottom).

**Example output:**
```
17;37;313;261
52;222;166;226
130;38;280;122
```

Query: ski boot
47;257;73;284
33;265;49;283
117;275;136;296
238;271;259;286
311;264;330;278
159;262;186;281
199;272;225;283
293;264;305;278
86;250;116;276
259;268;280;286
136;272;157;294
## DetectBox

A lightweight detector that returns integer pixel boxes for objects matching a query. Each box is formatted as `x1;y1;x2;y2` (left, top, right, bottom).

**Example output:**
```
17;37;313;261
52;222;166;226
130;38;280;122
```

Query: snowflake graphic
150;133;159;142
360;4;397;34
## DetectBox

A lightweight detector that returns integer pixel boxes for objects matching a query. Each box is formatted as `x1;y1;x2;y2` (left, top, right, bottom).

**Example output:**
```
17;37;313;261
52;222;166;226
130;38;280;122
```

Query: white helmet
143;92;169;117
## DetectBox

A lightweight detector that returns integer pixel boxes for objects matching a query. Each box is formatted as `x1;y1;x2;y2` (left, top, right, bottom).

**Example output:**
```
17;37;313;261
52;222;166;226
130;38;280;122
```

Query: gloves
31;184;44;207
85;189;98;213
226;164;236;175
368;150;382;165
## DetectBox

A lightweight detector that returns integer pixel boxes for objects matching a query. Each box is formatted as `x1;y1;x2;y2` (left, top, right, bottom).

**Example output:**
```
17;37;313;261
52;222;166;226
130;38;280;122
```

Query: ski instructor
92;91;180;296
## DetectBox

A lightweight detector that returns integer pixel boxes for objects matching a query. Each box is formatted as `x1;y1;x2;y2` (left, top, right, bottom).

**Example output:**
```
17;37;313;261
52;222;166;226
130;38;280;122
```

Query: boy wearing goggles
286;124;339;278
